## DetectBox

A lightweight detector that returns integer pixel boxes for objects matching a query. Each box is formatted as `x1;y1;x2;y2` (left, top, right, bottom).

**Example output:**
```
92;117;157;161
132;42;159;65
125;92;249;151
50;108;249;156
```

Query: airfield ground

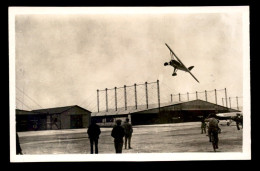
17;121;242;154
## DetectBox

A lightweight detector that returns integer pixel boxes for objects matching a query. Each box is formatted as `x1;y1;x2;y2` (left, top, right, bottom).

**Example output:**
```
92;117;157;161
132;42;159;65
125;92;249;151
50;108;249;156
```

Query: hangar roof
16;105;91;115
16;109;38;115
91;101;180;117
91;99;240;117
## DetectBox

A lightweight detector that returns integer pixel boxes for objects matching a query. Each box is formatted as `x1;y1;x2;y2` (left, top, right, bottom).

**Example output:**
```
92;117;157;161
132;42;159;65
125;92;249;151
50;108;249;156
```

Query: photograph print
9;7;250;162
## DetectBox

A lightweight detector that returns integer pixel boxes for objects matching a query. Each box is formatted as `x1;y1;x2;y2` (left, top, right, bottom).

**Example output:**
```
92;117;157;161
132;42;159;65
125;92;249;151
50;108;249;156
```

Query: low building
16;105;91;132
91;99;240;126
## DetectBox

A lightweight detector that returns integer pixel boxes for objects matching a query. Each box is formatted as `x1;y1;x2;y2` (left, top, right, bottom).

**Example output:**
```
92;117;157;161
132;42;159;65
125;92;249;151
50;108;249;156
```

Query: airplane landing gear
172;73;177;76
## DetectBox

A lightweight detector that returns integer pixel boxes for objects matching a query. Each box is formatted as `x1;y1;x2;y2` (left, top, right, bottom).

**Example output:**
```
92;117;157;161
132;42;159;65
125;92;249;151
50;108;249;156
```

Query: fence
97;80;160;113
96;81;243;113
169;88;243;110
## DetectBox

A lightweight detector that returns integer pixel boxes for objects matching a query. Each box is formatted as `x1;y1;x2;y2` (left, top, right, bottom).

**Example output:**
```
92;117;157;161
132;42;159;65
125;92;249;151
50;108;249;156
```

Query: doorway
70;115;83;129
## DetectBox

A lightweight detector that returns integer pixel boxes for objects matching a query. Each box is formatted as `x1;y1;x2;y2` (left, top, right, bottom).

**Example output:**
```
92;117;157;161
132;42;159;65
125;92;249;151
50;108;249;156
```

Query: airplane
164;43;200;83
199;112;243;126
216;112;243;125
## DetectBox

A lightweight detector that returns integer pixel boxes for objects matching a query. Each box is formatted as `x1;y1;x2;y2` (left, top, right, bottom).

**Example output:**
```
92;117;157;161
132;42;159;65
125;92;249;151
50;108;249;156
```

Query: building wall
16;114;47;132
16;106;91;131
127;100;233;125
89;100;237;127
131;113;158;125
82;113;91;128
60;106;91;129
51;114;62;129
16;115;30;132
93;115;128;127
60;113;70;129
46;115;51;130
37;115;47;130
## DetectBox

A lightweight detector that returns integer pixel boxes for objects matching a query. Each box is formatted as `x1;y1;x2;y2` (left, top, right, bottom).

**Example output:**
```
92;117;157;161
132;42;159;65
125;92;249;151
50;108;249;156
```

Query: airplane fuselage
169;60;188;71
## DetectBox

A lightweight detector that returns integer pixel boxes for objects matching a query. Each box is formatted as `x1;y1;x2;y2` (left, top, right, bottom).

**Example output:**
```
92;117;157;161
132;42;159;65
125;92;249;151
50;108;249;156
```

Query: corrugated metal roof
33;105;91;114
16;105;91;115
32;105;76;114
16;109;38;115
92;99;239;117
91;101;183;116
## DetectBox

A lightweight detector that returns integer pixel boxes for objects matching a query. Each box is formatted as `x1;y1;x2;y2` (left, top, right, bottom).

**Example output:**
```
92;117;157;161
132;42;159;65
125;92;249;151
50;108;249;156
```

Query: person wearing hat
205;113;220;149
123;118;133;149
111;119;125;153
201;117;207;134
233;113;243;130
87;119;101;154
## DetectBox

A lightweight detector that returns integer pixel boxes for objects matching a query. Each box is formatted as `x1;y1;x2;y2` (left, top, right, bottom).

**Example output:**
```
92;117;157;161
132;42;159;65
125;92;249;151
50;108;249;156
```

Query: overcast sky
13;7;248;112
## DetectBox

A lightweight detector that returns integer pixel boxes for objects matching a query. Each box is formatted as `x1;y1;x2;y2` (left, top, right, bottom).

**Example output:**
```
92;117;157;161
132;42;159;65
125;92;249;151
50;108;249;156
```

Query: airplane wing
168;50;174;60
165;43;200;83
216;115;232;120
217;112;242;117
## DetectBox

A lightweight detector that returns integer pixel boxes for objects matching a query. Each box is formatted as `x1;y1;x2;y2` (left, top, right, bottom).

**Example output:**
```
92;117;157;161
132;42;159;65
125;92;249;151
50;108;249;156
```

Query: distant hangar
16;105;91;132
91;99;240;126
15;100;240;131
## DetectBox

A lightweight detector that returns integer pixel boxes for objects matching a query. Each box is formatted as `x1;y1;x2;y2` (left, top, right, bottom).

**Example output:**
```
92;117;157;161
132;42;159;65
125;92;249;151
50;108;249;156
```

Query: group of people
87;118;133;154
16;113;242;154
200;113;243;150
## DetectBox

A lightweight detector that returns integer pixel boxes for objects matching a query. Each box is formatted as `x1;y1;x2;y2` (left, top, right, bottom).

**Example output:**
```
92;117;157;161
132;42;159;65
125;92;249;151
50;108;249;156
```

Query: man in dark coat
205;113;220;149
87;120;101;154
201;117;207;134
123;118;133;149
233;113;243;130
111;119;125;153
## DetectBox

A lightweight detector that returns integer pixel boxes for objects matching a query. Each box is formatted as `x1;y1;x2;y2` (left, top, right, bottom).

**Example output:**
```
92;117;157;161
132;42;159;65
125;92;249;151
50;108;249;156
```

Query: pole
145;82;148;109
115;87;117;111
59;115;61;129
97;89;99;113
196;91;198;100
171;94;173;103
157;80;160;111
215;89;217;104
50;115;52;130
134;83;137;109
124;85;127;110
229;97;231;109
205;90;207;102
187;92;189;101
236;96;239;110
105;88;108;112
225;88;228;108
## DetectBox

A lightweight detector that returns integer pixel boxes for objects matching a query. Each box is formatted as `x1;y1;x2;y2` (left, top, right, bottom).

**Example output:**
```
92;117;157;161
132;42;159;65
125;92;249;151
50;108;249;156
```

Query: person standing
234;113;243;130
87;120;101;154
123;118;133;149
205;113;220;149
111;120;125;153
201;118;207;134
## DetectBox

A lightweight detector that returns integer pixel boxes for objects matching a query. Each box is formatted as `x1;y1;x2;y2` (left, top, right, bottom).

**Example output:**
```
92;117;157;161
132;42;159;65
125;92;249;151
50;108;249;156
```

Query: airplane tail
188;66;194;71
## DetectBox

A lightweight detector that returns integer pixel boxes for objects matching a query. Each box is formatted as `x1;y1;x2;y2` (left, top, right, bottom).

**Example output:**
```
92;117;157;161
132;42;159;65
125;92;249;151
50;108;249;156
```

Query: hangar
16;105;91;132
91;99;240;126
